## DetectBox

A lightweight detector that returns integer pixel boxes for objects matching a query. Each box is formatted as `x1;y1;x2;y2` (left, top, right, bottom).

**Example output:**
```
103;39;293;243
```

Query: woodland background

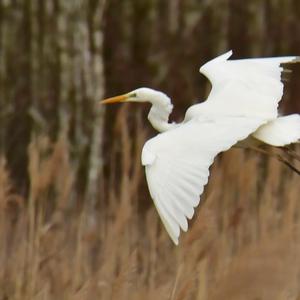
1;0;300;299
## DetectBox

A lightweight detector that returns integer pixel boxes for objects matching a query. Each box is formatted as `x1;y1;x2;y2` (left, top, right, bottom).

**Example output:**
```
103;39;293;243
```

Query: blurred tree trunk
1;0;300;200
0;0;106;203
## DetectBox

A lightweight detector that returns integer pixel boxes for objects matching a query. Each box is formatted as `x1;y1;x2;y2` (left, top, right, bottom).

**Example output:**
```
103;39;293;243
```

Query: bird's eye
130;93;137;98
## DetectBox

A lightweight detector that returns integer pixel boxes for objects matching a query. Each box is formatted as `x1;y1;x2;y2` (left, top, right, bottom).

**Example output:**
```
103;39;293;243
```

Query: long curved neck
147;92;176;132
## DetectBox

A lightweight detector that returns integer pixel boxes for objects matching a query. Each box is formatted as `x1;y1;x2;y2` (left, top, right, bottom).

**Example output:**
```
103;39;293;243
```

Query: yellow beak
100;94;129;104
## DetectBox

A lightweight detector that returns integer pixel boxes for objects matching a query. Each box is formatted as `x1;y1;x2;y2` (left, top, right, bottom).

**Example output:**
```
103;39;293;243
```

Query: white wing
142;116;264;244
142;50;297;244
185;51;296;121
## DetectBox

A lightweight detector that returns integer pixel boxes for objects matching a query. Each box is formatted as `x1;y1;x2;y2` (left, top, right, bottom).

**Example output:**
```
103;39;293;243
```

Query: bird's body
102;50;300;245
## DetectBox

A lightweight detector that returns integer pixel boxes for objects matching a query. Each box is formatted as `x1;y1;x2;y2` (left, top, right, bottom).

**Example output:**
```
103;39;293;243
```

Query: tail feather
253;114;300;146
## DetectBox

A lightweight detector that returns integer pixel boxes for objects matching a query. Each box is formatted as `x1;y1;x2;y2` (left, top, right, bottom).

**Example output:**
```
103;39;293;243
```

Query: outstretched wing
142;51;296;244
142;116;264;245
185;51;296;121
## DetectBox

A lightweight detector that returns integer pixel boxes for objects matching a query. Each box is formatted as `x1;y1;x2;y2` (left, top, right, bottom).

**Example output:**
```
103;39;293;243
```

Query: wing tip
165;224;180;245
172;237;179;245
199;50;233;73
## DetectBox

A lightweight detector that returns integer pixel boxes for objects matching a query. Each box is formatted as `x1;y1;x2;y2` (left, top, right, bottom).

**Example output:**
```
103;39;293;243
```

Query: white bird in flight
101;51;300;245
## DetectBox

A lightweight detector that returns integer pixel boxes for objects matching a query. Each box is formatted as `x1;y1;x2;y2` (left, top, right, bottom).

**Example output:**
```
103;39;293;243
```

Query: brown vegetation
0;135;300;299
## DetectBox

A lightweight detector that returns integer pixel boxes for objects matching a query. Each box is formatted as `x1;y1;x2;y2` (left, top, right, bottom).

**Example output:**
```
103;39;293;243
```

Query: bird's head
101;87;169;105
101;87;174;132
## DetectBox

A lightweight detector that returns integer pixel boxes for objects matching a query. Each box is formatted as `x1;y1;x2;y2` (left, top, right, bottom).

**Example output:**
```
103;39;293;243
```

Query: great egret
101;51;300;245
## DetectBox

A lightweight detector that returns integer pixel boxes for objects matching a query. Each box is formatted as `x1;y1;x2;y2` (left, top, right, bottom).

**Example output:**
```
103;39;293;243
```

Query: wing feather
156;178;189;232
142;116;265;244
142;51;297;244
184;51;296;121
148;173;180;243
166;187;194;220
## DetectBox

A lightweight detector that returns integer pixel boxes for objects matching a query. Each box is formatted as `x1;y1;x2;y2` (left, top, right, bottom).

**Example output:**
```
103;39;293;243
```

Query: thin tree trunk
85;0;107;208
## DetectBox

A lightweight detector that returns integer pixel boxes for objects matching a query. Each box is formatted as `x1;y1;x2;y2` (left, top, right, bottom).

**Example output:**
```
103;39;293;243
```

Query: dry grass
1;116;300;299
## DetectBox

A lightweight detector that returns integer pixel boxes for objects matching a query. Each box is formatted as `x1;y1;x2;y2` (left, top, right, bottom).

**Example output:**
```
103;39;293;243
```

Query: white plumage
142;116;263;244
253;114;300;146
101;50;299;245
